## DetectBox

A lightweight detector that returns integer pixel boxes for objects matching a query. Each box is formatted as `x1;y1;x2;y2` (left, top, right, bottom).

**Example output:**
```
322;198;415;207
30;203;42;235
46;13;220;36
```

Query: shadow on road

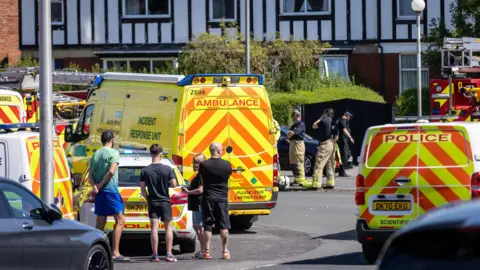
313;229;356;241
282;252;367;266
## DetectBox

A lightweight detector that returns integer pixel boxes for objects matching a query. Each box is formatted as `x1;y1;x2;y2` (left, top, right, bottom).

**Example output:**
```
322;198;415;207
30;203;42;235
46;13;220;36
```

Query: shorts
192;209;203;228
202;199;230;232
94;191;124;216
148;201;172;222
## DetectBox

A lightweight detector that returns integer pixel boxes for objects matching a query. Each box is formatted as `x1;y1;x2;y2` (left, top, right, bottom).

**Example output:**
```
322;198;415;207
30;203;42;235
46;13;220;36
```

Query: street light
412;0;425;117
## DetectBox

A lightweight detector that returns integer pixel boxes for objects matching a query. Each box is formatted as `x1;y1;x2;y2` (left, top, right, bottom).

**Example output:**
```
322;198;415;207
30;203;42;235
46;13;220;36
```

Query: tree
177;23;330;92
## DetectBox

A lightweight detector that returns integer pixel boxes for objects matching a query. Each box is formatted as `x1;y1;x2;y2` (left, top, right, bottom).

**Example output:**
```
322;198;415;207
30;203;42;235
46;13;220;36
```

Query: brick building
0;0;21;65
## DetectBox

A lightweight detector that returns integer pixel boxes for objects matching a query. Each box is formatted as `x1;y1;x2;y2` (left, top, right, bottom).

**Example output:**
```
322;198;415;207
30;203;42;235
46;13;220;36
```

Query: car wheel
179;238;197;254
85;244;111;270
362;243;382;264
305;154;313;177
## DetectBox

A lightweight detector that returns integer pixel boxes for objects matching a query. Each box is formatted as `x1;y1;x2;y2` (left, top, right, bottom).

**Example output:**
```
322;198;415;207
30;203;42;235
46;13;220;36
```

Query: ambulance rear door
417;125;473;214
359;126;420;230
0;91;24;124
227;85;275;206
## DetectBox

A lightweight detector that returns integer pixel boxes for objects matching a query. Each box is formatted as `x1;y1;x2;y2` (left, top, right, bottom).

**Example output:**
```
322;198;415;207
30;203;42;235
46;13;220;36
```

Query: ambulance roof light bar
103;73;185;84
0;122;40;130
394;115;459;123
178;74;264;86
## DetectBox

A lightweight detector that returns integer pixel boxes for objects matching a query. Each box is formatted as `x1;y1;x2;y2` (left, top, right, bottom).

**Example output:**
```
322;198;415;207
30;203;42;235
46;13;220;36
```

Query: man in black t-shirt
199;143;233;260
139;144;178;262
337;111;354;177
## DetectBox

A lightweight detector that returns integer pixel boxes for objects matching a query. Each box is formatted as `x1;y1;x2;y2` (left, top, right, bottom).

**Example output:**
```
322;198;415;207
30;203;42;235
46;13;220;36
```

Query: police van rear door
359;125;420;230
417;125;473;213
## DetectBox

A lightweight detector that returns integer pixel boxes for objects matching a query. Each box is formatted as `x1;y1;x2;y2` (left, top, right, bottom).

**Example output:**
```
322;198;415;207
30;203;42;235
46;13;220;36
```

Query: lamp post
412;0;425;117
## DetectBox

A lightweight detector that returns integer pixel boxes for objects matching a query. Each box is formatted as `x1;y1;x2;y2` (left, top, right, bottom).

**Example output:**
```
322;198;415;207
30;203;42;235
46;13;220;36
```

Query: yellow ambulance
0;90;25;124
64;73;279;230
355;120;479;264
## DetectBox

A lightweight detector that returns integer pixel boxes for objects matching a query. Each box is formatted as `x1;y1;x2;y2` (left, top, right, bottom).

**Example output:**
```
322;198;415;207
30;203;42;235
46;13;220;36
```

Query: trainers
222;250;231;260
192;251;204;258
203;250;212;260
165;253;177;262
151;255;161;262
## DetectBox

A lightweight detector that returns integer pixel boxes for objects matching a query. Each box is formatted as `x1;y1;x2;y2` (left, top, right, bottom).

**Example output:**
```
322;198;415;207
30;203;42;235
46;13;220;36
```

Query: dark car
0;178;113;270
377;199;480;269
277;126;319;176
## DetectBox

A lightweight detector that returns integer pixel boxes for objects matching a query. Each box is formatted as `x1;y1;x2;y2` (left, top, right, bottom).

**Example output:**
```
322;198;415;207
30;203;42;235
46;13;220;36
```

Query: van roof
118;156;176;169
101;73;185;84
0;89;22;98
0;131;40;139
371;122;480;130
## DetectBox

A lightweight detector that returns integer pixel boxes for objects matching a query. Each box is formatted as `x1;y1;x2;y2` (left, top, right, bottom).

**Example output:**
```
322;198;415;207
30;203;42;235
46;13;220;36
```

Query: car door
0;182;72;269
0;190;22;269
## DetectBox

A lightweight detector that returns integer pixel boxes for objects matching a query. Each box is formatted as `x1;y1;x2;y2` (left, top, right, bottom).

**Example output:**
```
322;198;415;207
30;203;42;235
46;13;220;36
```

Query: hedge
394;88;430;116
270;86;386;125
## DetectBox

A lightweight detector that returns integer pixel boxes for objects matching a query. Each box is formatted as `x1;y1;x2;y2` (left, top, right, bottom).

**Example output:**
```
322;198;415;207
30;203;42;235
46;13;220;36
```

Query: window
210;0;236;21
51;0;64;25
103;58;176;73
123;0;170;17
319;55;349;81
76;104;95;135
0;183;44;219
281;0;330;15
397;0;422;19
399;54;429;94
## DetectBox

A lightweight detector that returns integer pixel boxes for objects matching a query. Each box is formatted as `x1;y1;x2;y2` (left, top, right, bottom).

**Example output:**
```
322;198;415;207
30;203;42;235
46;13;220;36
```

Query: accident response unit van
355;121;480;264
64;73;279;230
0;123;74;219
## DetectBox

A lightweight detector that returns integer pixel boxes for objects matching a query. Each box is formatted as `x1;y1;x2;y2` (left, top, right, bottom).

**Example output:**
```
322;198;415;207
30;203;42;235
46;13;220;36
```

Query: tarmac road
114;169;372;270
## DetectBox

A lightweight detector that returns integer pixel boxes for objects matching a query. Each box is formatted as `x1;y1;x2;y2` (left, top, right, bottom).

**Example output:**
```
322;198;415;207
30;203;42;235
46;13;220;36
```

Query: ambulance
0;90;25;124
64;73;279;230
0;122;75;219
355;120;480;264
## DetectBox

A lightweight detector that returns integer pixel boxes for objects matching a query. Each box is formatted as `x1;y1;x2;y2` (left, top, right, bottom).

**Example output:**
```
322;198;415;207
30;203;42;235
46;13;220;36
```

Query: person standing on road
288;110;306;186
337;111;354;177
199;143;233;260
183;153;207;259
139;144;178;263
311;108;336;189
89;130;129;262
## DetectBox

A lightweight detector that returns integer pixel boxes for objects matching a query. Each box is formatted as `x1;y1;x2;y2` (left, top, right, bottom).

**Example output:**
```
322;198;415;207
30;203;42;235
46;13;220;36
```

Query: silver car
0;178;113;270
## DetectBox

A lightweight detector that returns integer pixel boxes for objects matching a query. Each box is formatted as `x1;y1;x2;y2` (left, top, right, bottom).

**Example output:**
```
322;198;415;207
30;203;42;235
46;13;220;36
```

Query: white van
0;123;74;219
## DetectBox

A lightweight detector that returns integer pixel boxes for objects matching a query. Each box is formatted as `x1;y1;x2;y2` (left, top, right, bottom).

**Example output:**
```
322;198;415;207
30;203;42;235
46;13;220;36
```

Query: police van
355;119;480;263
64;73;279;230
0;123;74;219
355;119;480;264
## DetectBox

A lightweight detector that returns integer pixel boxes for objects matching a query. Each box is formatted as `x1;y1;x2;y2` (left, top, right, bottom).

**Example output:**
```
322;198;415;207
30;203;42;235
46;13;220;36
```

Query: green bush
270;86;386;125
394;88;430;116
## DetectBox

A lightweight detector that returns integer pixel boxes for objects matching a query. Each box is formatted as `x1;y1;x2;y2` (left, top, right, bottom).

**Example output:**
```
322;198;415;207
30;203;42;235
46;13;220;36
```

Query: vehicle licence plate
125;204;149;212
372;200;411;211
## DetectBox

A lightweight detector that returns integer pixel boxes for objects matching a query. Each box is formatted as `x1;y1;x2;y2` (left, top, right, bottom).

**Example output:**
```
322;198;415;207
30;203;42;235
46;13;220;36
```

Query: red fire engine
430;37;480;121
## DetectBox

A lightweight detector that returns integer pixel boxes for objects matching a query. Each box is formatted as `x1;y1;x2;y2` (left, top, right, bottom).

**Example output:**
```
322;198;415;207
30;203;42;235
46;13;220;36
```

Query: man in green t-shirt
89;130;129;262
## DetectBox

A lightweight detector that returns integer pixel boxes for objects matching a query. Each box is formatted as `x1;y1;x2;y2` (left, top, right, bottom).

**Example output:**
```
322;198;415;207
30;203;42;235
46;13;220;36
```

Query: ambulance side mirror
64;124;83;143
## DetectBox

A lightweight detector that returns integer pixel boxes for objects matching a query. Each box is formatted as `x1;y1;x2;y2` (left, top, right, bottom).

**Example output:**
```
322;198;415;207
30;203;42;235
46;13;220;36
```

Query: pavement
280;167;357;192
114;167;370;269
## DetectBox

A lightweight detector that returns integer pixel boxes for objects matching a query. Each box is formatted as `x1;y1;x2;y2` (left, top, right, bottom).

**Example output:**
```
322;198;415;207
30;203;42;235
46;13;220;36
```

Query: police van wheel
361;243;382;264
179;238;197;254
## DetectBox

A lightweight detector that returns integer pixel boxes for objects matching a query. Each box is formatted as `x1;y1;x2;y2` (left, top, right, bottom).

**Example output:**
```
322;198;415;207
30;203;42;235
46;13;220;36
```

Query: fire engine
430;37;480;121
0;67;99;146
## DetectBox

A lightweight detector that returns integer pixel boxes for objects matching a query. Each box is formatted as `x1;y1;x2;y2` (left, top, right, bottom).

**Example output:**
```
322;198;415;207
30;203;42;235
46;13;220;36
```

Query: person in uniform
337;111;354;177
311;108;336;189
288;110;306;185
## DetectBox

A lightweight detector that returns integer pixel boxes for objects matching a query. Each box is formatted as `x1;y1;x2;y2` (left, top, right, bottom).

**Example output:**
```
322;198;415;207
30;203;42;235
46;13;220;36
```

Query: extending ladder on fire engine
0;67;101;91
442;37;480;74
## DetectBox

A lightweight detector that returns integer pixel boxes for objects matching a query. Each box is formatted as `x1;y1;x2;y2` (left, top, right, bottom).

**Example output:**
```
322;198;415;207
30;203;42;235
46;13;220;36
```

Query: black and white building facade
19;0;456;102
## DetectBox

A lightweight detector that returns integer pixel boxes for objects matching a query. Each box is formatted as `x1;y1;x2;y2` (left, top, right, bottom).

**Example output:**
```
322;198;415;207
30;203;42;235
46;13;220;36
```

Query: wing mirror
47;204;63;221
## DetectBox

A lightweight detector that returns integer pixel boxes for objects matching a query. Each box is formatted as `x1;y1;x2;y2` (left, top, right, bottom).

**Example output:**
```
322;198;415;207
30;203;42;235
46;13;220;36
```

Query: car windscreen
118;166;179;187
379;228;480;270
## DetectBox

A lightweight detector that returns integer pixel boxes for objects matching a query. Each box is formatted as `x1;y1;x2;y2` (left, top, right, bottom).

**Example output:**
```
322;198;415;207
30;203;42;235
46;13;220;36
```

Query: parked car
0;178;112;270
277;126;319;176
377;199;480;269
73;151;197;253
